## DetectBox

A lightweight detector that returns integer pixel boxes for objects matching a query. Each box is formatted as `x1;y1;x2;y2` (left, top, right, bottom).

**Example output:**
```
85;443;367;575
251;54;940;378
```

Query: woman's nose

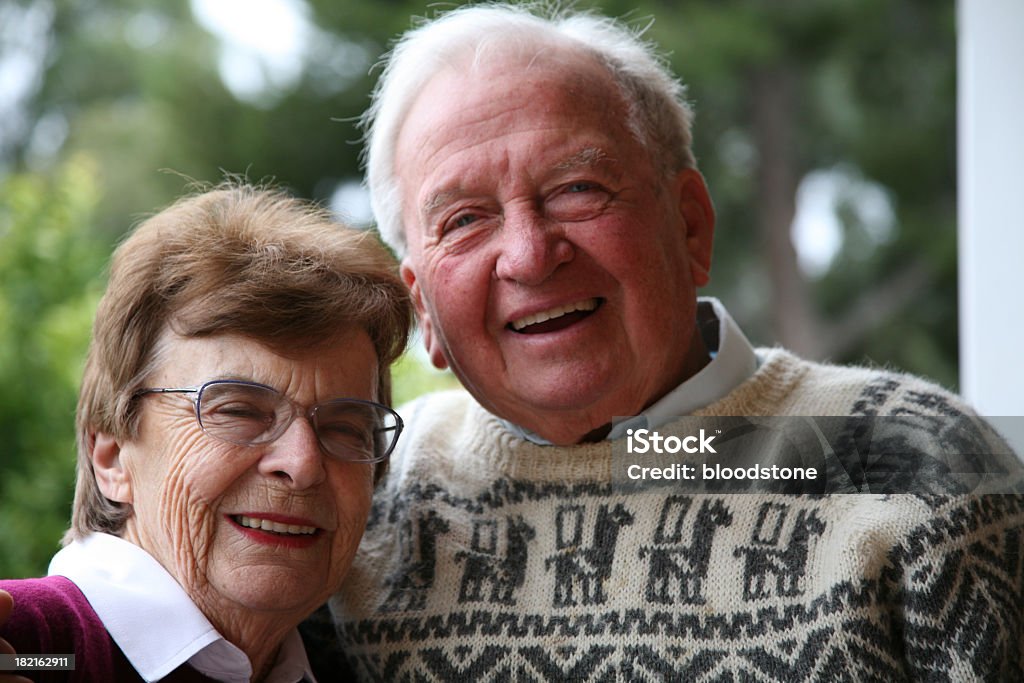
256;416;327;489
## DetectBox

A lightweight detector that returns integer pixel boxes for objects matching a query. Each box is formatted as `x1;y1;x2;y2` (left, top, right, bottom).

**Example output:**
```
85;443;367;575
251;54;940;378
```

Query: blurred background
1;0;960;577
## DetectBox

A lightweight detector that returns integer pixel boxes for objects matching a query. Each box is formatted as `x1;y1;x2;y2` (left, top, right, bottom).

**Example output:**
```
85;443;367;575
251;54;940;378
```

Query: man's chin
479;389;623;445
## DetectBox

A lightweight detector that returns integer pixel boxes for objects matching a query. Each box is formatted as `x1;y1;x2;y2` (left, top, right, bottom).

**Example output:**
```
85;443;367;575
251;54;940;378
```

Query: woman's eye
319;421;375;457
321;422;372;444
203;402;274;428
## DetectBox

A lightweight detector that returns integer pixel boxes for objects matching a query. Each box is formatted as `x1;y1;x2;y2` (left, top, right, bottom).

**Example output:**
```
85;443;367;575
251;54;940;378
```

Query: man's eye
567;182;595;193
546;182;612;221
443;212;479;233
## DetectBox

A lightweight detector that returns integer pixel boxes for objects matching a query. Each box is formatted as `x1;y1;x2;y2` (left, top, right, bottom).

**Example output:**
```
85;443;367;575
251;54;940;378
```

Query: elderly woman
0;184;411;682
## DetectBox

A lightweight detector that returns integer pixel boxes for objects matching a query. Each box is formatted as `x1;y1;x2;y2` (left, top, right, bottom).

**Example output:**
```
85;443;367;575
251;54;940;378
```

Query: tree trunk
751;65;822;358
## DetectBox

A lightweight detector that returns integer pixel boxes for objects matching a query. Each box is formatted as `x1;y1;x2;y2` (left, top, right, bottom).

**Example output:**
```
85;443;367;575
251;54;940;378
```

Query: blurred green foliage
0;0;959;576
0;156;107;577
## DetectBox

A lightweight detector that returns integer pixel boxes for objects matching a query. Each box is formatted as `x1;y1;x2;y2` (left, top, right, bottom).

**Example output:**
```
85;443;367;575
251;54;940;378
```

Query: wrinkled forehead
149;323;375;377
394;44;624;175
146;326;380;399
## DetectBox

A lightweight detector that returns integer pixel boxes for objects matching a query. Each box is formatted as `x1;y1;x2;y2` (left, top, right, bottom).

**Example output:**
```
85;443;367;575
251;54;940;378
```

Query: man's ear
90;431;133;504
675;168;716;287
401;258;449;370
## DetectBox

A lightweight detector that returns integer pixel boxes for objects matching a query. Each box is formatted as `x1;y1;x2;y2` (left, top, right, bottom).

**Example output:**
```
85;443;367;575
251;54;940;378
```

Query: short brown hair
66;183;412;542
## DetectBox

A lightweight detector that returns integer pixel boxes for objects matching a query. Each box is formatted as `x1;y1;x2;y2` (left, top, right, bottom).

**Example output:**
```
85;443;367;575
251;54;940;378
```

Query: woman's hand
0;590;32;683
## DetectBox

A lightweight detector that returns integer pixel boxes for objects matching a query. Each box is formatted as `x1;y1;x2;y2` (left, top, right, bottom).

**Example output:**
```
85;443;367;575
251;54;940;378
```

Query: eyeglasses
135;379;402;463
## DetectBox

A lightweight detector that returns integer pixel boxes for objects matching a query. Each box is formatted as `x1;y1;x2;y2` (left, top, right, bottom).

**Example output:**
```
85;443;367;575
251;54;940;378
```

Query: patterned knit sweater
314;349;1024;681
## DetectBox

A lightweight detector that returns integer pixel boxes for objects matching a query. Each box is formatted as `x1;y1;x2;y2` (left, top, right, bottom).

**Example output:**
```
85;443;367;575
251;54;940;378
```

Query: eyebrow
422;188;464;216
554;147;609;172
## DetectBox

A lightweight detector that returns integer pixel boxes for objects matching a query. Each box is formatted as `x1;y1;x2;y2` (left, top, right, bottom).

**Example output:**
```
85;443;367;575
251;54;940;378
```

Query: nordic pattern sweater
315;349;1024;682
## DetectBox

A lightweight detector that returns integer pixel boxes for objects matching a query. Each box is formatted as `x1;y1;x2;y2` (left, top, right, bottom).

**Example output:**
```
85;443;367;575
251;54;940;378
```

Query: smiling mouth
509;298;602;334
233;515;319;536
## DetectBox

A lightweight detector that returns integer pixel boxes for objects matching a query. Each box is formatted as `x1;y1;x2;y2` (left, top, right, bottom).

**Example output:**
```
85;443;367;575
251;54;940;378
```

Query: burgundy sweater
0;576;218;682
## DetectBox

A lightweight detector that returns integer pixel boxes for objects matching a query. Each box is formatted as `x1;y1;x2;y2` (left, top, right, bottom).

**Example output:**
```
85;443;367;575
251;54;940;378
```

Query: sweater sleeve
889;495;1024;681
0;576;119;682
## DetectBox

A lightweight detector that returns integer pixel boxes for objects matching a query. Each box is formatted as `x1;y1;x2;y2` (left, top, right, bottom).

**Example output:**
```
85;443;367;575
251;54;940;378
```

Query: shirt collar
48;533;316;683
499;297;759;444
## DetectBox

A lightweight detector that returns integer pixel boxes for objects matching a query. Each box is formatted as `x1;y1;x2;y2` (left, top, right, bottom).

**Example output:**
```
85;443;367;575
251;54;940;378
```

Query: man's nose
257;416;327;489
494;209;574;285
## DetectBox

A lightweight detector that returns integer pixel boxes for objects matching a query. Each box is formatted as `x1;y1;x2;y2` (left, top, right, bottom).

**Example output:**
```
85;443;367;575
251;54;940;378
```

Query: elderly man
309;4;1024;681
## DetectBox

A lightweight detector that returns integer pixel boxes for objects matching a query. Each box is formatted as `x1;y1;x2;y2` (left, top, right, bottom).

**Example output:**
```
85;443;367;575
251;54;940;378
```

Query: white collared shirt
500;297;760;444
47;533;316;683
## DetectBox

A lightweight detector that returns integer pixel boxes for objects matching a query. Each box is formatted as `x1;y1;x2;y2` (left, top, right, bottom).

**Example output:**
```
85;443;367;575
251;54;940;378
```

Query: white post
958;0;1024;454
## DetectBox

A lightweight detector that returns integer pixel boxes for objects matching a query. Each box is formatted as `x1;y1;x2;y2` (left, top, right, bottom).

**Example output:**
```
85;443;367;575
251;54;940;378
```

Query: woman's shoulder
2;575;87;602
0;575;101;636
0;575;128;681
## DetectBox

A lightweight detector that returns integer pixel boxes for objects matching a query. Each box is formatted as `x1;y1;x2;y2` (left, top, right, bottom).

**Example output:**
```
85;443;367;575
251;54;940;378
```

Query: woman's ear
90;432;133;504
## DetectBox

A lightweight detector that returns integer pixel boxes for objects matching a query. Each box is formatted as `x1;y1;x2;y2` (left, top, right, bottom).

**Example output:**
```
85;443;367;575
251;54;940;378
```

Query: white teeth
235;515;317;535
511;298;599;331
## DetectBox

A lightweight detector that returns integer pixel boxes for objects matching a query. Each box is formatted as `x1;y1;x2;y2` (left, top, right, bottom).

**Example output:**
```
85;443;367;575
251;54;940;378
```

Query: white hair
362;2;696;257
